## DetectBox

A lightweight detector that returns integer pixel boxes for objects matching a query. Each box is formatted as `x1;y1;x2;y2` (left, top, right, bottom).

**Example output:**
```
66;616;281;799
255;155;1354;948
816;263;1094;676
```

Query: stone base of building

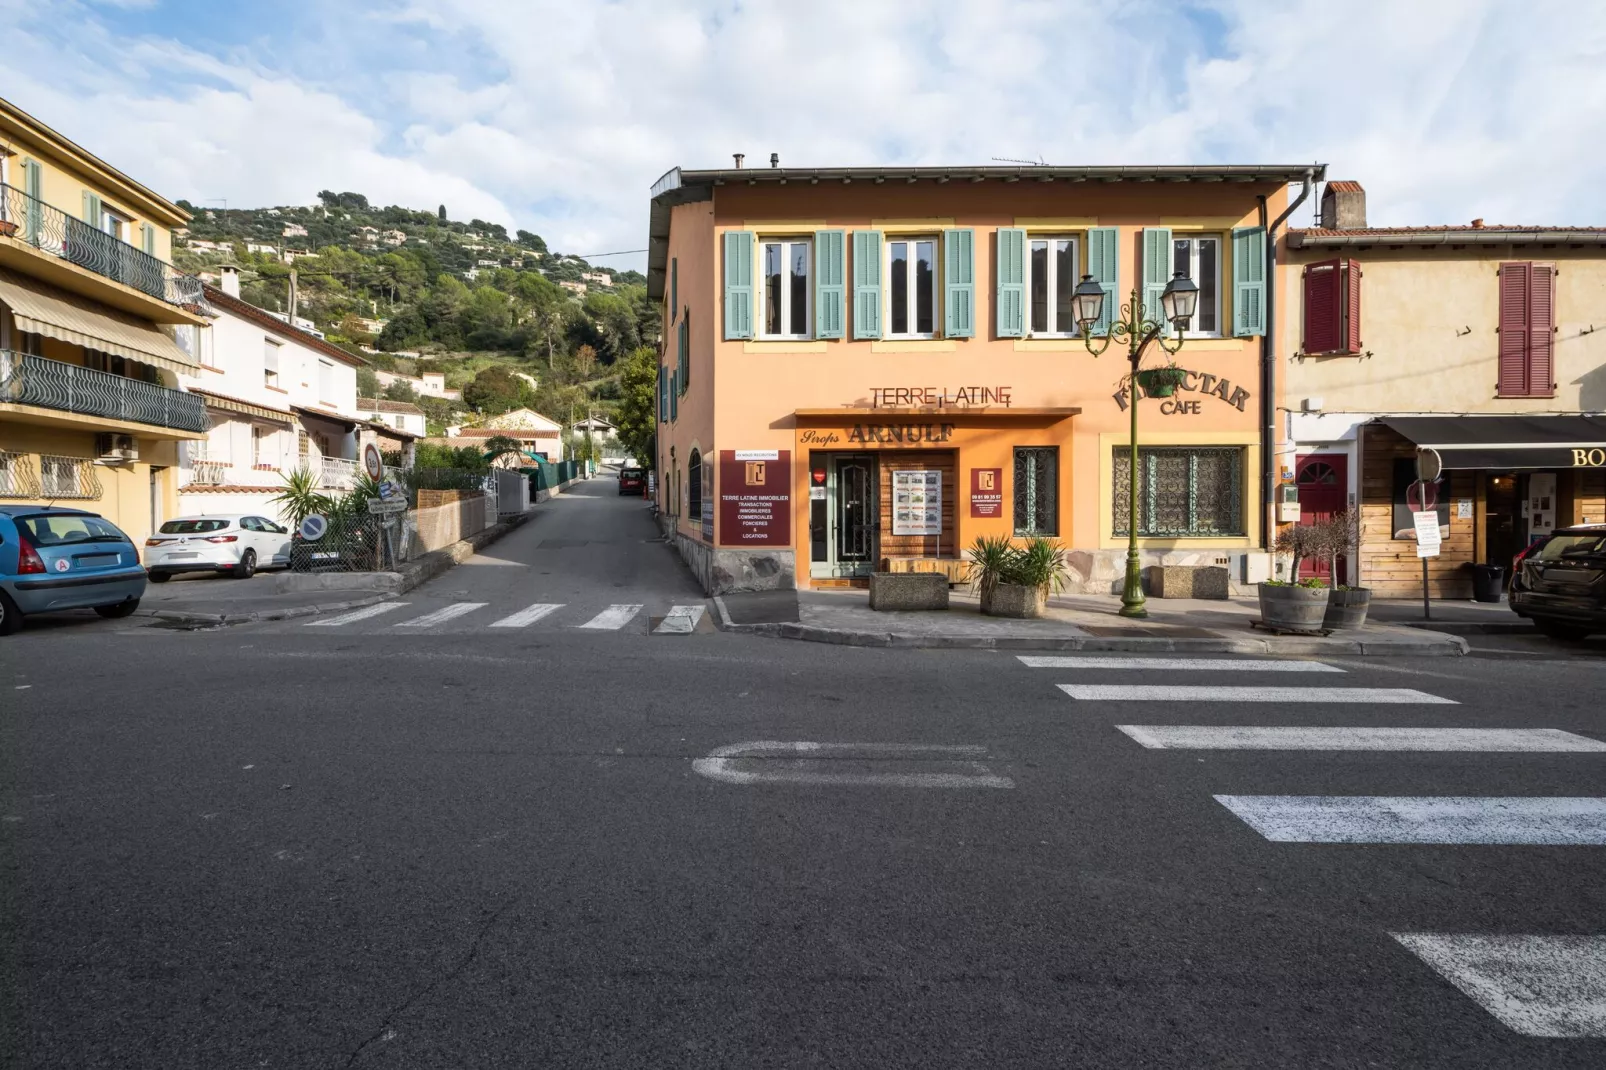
1062;548;1270;597
661;515;797;594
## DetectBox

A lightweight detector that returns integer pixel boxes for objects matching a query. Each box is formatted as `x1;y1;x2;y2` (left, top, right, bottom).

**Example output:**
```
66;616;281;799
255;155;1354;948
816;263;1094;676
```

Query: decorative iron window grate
1113;447;1245;537
0;450;41;497
38;454;102;500
1013;447;1058;536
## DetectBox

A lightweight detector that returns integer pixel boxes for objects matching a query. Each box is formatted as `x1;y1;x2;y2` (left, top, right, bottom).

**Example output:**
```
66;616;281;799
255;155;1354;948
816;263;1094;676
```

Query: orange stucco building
646;163;1324;594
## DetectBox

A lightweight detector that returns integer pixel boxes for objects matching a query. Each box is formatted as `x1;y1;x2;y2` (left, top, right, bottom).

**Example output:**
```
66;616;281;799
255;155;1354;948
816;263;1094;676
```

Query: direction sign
1413;510;1442;558
367;497;406;515
379;480;398;500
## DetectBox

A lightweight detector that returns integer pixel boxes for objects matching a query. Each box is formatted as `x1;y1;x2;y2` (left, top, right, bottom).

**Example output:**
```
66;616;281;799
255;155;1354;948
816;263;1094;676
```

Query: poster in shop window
892;469;942;536
718;449;791;546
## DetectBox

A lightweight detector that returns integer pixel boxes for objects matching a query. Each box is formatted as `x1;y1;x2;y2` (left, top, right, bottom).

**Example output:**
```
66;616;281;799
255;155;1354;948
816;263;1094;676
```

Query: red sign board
969;468;1004;518
719;450;792;547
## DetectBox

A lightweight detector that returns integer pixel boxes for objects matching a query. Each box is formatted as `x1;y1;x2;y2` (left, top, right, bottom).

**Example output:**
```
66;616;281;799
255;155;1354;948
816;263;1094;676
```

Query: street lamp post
1072;272;1200;618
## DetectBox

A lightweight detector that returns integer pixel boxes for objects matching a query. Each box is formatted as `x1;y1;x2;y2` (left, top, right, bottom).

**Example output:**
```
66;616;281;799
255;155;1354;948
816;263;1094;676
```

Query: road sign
1413;510;1442;558
363;443;383;480
1416;447;1443;483
299;514;328;541
379;480;398;500
367;498;406;515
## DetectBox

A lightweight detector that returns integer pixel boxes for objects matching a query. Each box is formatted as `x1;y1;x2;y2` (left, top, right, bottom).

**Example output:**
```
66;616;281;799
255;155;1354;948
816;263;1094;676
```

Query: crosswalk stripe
1058;685;1455;704
305;602;410;627
1391;934;1606;1038
1020;656;1342;672
489;603;565;628
653;604;706;634
1214;795;1606;844
1118;726;1606;751
395;602;487;628
577;604;643;630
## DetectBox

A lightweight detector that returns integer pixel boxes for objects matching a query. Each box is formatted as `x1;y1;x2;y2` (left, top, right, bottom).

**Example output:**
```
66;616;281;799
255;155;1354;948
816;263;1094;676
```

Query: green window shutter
815;229;845;339
1141;227;1172;329
1086;226;1119;337
658;365;668;422
670;370;679;421
995;227;1026;338
671;257;678;317
1231;226;1267;337
722;230;754;340
942;228;975;338
678;319;689;393
851;230;882;340
140;223;156;255
23;160;42;243
83;191;103;230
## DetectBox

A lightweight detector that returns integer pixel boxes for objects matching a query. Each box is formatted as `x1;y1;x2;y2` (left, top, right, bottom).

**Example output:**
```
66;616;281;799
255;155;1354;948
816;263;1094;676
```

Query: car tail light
203;535;239;543
1512;540;1543;572
145;538;166;546
16;536;46;575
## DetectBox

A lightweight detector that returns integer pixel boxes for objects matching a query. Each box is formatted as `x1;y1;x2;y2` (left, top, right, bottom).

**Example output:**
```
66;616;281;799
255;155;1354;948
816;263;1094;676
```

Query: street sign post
1412;482;1442;619
367;498;406;515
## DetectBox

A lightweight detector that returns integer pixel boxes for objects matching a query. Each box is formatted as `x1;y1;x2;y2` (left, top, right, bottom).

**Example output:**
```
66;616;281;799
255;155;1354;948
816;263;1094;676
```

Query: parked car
145;514;292;582
1509;523;1606;640
618;467;645;495
0;506;146;635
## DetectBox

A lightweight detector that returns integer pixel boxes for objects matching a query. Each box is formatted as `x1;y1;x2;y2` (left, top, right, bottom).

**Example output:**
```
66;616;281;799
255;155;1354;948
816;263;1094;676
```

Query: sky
1;0;1600;273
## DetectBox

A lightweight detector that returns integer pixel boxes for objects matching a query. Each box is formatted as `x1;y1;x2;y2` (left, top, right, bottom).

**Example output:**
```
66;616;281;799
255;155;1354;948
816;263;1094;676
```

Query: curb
144;593;389;629
1395;620;1535;635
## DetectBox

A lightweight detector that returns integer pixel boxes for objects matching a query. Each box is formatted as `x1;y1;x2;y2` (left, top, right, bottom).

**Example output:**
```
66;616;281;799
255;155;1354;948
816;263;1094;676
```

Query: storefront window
1113;447;1245;536
1013;448;1058;536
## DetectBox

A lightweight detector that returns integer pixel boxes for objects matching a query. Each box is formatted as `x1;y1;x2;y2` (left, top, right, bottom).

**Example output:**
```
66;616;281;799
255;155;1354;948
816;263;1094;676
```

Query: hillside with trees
173;191;656;443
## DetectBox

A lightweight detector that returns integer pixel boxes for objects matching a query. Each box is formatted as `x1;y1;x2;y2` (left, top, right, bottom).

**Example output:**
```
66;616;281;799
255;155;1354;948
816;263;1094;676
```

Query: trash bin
1471;563;1505;603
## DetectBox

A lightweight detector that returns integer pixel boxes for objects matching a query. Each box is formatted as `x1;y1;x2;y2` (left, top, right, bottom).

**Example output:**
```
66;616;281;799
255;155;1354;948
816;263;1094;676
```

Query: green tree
438;204;447;223
614;345;658;470
356;367;381;397
482;435;525;466
462;366;523;414
383;379;419;403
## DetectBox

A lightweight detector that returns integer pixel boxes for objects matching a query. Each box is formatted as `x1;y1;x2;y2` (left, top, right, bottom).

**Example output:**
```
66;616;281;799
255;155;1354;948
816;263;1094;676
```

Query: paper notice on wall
1456;499;1473;519
1414;510;1442;558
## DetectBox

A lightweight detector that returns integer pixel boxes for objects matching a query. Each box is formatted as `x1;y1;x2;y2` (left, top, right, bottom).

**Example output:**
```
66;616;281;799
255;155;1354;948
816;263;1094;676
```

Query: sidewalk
715;588;1470;656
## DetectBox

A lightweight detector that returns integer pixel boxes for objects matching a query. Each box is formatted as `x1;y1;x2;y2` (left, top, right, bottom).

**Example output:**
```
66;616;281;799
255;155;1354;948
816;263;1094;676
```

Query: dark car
1509;523;1606;640
618;468;645;495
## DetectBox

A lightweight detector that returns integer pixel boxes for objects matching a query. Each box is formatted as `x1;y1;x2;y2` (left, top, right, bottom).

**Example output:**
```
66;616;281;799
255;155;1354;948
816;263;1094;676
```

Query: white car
144;514;292;581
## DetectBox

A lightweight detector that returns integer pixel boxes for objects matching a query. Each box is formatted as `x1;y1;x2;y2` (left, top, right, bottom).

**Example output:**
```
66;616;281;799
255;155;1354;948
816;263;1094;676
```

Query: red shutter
1343;259;1362;353
1497;262;1532;396
1528;265;1554;398
1302;258;1341;353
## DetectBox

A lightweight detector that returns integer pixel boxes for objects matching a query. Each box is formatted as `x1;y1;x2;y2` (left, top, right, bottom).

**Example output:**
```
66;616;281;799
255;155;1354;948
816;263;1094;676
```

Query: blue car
0;506;147;635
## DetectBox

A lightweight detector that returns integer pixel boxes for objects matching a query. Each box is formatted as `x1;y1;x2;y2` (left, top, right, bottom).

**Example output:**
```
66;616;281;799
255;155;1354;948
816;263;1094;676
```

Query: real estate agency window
1113;447;1245;537
1013;447;1059;536
761;238;811;339
1172;236;1221;336
887;236;938;338
264;339;282;388
1028;236;1079;336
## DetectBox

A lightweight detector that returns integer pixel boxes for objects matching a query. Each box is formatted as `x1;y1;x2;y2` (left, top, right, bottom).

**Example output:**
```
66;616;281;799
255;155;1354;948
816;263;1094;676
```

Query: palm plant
1009;537;1069;595
482;434;525;466
268;466;334;528
966;534;1016;601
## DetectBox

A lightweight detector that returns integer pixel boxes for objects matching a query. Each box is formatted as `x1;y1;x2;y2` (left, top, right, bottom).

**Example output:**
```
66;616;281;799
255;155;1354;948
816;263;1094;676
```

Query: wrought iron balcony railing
0;349;208;433
0;182;208;312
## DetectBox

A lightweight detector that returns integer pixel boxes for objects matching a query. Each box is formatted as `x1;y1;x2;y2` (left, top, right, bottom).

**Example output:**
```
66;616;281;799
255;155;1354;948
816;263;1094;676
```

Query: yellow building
0;96;208;546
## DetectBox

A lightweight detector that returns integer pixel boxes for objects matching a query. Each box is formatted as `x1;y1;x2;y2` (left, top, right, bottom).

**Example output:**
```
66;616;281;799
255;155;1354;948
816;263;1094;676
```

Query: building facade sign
969;468;1003;518
891;469;942;535
1113;373;1252;413
718;449;791;546
870;386;1012;409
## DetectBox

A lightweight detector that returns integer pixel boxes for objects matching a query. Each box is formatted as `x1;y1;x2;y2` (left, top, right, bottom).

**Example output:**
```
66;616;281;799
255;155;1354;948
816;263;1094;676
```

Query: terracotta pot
1322;587;1372;630
1257;583;1330;632
0;220;17;238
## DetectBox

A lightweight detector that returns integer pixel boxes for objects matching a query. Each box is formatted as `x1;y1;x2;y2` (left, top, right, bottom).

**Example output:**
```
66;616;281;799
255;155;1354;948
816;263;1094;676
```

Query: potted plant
968;535;1067;618
1259;523;1330;632
1317;508;1372;629
0;219;18;239
267;466;334;571
1133;365;1190;398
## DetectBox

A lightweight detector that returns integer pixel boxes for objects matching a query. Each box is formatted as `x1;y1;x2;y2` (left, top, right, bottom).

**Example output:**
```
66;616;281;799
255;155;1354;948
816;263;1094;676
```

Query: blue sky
2;0;1599;272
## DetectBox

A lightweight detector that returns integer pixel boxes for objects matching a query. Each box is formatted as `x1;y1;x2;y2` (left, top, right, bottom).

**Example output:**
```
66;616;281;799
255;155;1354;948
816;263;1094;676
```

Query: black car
1510;523;1606;640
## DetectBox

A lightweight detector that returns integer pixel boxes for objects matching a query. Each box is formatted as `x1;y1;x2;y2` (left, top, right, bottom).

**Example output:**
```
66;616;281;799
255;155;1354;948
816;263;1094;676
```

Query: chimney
1319;181;1366;230
1470;218;1485;229
770;153;779;168
732;153;744;169
220;264;241;298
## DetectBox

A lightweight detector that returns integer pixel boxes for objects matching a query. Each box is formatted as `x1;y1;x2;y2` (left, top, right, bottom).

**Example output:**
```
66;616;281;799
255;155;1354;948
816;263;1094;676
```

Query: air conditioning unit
94;433;139;465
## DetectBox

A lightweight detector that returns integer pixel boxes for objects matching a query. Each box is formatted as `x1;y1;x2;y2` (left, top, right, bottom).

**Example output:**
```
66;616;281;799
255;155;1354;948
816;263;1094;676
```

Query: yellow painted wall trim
743;340;828;354
1160;218;1246;230
871;340;958;353
1013;218;1098;228
870;218;956;230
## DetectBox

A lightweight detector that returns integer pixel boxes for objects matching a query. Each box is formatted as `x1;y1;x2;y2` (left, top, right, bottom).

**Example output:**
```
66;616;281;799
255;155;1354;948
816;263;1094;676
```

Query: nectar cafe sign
1113;372;1251;414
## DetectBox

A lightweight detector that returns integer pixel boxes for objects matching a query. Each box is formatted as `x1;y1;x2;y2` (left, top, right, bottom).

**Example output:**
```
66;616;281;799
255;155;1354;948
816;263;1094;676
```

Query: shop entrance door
1295;454;1347;581
809;453;879;579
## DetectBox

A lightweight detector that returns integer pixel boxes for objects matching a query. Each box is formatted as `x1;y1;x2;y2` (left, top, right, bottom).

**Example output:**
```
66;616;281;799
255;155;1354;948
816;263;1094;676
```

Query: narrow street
3;480;1604;1068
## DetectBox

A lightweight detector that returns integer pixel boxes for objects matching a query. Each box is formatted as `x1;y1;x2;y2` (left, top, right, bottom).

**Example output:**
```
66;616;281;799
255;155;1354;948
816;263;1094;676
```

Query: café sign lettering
1113;372;1251;413
871;386;1012;409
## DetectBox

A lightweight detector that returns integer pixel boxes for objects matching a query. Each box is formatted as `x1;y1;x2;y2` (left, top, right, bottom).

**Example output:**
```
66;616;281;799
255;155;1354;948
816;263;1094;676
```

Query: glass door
809;454;879;579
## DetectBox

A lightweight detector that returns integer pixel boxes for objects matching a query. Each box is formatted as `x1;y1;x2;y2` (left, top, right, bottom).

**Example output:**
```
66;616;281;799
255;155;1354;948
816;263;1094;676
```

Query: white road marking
1215;795;1606;844
1392;934;1606;1038
692;741;1015;789
1020;656;1342;672
395;602;488;628
305;602;410;627
1117;726;1606;752
488;603;565;628
654;604;707;634
1059;685;1455;704
577;604;644;630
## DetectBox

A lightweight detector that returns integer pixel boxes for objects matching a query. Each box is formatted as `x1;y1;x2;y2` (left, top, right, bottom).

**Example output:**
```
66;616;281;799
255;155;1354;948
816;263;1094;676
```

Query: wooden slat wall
1360;426;1475;598
1565;469;1606;526
878;451;958;559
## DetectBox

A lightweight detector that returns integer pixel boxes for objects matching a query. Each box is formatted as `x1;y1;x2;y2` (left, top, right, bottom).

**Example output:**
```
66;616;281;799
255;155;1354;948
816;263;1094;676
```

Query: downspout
1260;168;1316;550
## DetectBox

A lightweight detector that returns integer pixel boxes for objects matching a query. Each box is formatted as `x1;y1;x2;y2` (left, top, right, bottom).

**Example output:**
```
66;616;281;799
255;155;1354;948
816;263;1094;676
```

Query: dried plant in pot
1259;522;1330;632
1315;508;1371;629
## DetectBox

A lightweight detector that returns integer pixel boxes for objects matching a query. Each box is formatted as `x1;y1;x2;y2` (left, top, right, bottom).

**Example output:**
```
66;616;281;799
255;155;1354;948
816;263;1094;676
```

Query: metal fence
0;349;209;433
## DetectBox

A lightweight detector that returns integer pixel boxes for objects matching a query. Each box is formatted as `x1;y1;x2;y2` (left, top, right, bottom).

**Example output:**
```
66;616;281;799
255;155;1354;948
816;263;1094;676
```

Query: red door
1295;454;1347;581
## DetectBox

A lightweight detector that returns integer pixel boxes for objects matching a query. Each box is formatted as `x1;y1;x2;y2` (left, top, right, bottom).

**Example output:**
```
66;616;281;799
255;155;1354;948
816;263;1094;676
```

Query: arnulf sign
800;424;957;448
1113;372;1251;413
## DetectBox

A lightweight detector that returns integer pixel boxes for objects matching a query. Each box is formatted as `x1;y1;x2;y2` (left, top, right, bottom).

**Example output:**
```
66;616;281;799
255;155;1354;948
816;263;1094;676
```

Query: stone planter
1322;587;1372;630
982;582;1046;619
1153;564;1229;600
869;571;949;611
1257;583;1330;633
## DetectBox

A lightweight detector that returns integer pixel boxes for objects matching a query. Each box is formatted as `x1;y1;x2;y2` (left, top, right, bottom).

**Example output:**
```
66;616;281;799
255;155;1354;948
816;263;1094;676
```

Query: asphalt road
3;477;1604;1068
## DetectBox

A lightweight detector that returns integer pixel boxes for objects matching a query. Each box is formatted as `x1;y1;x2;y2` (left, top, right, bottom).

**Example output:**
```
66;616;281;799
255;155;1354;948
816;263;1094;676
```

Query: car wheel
233;549;257;579
1534;619;1591;641
0;590;21;636
148;570;172;583
94;599;140;619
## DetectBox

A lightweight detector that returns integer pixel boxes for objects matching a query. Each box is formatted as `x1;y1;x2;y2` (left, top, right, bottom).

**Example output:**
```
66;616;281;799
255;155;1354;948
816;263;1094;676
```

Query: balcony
320;456;359;489
0;349;208;434
0;182;208;323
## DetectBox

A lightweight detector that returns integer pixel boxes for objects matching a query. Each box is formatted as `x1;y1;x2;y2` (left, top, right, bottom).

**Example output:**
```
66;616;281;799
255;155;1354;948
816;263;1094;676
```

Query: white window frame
1171;235;1223;338
100;205;131;242
264;339;281;389
885;235;940;340
318;358;335;403
1025;234;1081;338
759;237;813;340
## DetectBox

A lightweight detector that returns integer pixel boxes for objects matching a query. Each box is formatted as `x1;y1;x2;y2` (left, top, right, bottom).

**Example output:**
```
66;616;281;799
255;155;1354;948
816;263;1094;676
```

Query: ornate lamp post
1073;271;1200;618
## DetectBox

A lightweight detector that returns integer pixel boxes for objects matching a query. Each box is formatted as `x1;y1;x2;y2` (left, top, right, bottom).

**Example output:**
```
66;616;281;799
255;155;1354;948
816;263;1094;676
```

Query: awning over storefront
1378;414;1606;469
189;387;294;424
0;268;197;375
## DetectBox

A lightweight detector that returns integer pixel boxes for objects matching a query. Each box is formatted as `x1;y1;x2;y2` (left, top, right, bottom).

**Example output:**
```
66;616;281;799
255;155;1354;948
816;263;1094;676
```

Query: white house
245;243;278;256
559;280;586;296
581;271;611;286
356;398;428;438
375;369;461;401
282;223;308;238
174;266;375;521
382;230;407;246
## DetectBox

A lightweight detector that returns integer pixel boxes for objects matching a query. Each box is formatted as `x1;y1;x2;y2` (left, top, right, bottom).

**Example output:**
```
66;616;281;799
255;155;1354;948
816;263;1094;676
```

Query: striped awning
189;387;294;424
0;269;197;375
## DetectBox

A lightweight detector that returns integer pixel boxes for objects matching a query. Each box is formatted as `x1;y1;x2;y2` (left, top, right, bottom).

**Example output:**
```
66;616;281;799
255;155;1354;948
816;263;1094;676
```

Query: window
1027;237;1079;336
264;339;281;388
318;358;334;402
19;513;125;544
1302;259;1362;355
761;238;811;338
99;205;130;241
252;426;271;466
1113;447;1245;537
887;236;938;338
159;519;230;535
0;450;38;498
688;448;702;522
1013;448;1059;536
38;455;99;500
1171;236;1221;335
1497;262;1555;398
